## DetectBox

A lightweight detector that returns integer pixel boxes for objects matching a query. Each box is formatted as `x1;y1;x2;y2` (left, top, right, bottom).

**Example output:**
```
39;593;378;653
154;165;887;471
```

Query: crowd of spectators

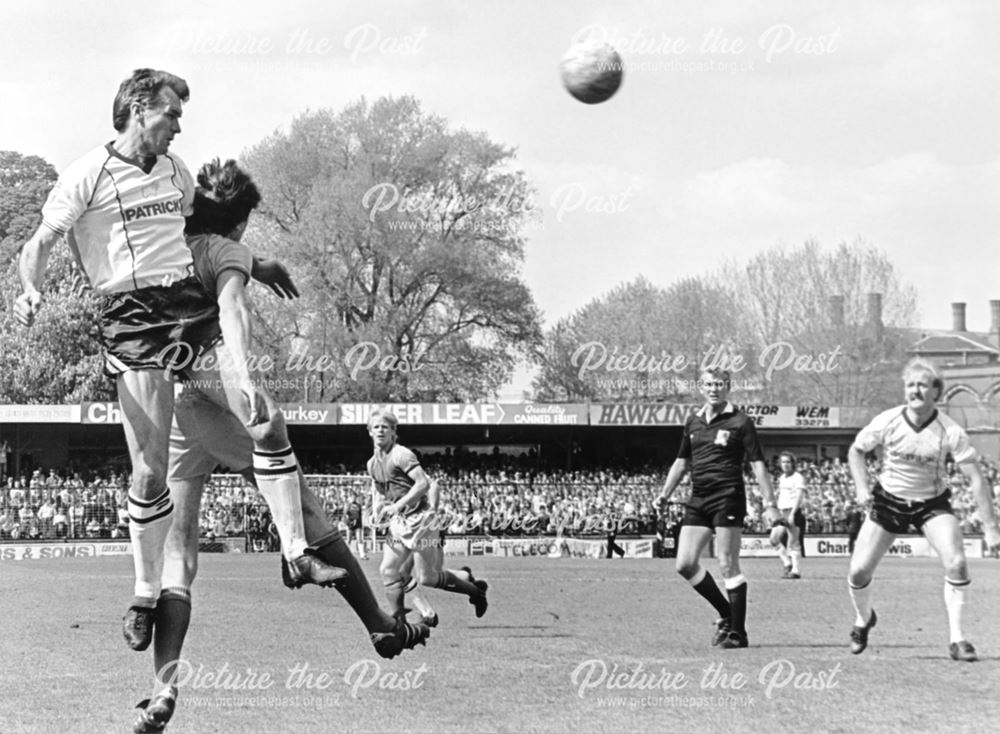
3;453;1000;543
0;468;129;541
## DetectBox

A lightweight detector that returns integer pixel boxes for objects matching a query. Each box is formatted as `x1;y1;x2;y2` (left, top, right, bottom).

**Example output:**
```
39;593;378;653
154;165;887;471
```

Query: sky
2;0;998;345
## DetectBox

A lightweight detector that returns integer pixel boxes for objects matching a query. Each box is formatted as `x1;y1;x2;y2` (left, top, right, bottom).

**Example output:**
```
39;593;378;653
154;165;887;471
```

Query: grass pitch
1;553;998;733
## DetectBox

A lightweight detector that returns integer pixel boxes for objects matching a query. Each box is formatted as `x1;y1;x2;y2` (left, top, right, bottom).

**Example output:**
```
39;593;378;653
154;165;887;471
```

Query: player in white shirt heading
774;452;806;579
14;70;331;658
846;358;1000;662
15;69;219;656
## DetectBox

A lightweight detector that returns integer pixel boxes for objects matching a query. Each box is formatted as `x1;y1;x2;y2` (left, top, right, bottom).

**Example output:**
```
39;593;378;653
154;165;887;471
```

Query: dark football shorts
100;277;221;376
792;508;806;555
870;483;953;535
779;508;805;533
792;508;805;533
684;492;746;529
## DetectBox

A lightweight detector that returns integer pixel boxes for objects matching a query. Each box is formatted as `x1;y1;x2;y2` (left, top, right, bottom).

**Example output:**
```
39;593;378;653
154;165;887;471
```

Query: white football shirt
777;472;806;510
41;144;195;294
853;407;976;501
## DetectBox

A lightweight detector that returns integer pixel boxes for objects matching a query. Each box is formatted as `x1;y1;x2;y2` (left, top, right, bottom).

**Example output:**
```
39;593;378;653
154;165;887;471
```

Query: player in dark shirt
133;161;429;733
658;369;780;649
368;410;488;621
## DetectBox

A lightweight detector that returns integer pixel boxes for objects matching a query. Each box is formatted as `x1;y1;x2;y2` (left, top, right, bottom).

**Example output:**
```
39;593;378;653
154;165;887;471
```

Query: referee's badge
714;430;730;446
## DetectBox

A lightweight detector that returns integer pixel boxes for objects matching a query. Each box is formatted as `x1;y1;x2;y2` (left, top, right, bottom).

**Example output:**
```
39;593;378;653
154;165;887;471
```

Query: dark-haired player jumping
133;159;430;733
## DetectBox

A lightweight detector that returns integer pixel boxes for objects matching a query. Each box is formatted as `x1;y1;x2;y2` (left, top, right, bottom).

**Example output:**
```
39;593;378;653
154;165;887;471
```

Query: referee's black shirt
677;402;765;499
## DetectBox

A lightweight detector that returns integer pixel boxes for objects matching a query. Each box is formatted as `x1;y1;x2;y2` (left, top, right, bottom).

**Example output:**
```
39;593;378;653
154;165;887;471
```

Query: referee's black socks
687;567;732;620
724;574;748;634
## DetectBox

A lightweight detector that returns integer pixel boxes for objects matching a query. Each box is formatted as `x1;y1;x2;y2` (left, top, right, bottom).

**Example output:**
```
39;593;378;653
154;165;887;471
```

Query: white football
560;40;623;104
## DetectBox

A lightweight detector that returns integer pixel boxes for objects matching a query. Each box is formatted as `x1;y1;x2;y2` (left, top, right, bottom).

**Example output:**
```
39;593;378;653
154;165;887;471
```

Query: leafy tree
0;151;112;404
239;96;542;401
0;151;58;263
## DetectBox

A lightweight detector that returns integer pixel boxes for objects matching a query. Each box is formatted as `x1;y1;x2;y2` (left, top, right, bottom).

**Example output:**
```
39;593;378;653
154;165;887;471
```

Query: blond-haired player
846;358;1000;661
367;410;488;620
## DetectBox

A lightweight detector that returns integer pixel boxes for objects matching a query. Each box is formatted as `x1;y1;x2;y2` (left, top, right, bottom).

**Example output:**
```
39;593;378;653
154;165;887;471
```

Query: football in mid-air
560;40;623;104
769;524;789;547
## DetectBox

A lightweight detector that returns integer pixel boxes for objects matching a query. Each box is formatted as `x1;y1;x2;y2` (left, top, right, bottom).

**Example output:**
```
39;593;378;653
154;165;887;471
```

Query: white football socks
253;447;309;559
944;578;970;644
128;488;174;601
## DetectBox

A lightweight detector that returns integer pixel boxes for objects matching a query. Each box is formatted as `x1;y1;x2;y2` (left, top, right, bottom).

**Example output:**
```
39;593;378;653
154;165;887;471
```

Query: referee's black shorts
100;277;221;376
684;492;745;529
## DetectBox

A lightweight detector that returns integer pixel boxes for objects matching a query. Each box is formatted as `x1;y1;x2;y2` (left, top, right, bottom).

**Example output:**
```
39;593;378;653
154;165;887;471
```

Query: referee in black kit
657;368;780;649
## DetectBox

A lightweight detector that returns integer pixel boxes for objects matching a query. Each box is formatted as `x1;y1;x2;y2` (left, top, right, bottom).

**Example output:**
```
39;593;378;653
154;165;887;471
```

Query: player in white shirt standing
846;358;1000;661
14;69;339;656
774;452;806;579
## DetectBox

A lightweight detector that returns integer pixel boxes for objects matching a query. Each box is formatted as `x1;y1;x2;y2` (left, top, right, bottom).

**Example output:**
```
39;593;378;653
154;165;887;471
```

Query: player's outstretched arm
15;226;62;326
847;444;872;503
215;269;267;426
960;460;1000;552
251;256;300;299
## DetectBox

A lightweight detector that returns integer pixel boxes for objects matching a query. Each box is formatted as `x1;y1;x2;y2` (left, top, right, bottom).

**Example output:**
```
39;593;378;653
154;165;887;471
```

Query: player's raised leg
173;384;428;674
675;525;732;645
119;369;176;652
846;517;894;654
295;486;429;658
922;513;977;661
186;357;344;588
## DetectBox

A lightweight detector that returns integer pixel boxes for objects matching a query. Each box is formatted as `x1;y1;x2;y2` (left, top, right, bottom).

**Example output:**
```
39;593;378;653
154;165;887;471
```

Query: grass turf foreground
1;554;998;733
